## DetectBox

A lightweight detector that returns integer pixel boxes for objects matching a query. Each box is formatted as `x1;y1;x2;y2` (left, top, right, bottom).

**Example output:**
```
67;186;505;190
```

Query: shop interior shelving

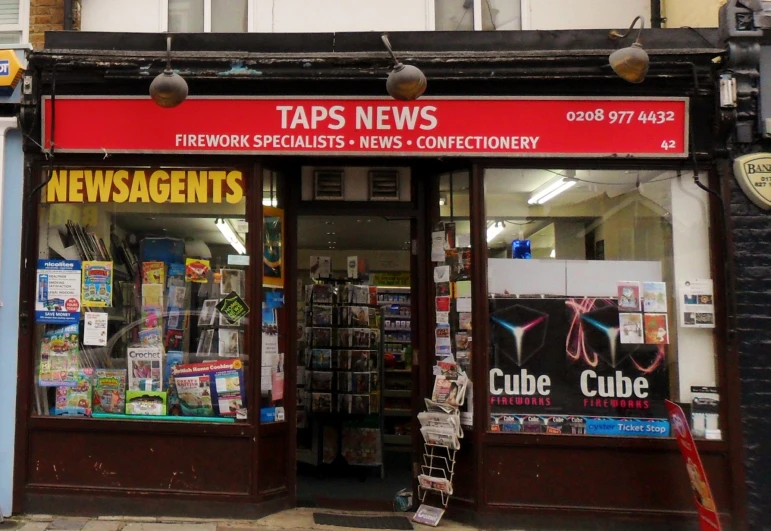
379;286;413;455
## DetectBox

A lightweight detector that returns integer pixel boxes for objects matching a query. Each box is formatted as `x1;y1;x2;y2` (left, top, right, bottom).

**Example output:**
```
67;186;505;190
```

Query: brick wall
29;0;80;49
728;169;771;528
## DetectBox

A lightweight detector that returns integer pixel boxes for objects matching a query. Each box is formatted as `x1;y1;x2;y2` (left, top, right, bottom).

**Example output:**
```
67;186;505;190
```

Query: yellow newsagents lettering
46;169;245;204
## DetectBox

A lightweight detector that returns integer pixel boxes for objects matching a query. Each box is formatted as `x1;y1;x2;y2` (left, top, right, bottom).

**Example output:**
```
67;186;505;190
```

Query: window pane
434;171;473;430
261;169;286;423
0;0;19;25
169;0;204;32
482;0;521;30
485;169;717;439
0;30;21;44
435;0;474;31
34;168;251;422
212;0;248;32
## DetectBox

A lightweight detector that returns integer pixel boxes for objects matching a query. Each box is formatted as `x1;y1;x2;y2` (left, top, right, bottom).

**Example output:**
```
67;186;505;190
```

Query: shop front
13;30;746;528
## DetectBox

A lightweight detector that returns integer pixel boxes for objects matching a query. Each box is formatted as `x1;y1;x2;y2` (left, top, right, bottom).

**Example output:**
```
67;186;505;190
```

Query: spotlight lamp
150;35;189;108
608;16;650;84
381;34;427;101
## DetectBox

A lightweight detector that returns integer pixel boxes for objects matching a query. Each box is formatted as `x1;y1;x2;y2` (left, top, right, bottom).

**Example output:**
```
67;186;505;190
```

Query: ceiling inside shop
113;214;245;247
475;169;673;249
298;216;411;251
112;213;410;253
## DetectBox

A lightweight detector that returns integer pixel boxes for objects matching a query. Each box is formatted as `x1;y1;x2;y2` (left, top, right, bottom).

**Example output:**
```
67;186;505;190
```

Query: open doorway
294;213;415;509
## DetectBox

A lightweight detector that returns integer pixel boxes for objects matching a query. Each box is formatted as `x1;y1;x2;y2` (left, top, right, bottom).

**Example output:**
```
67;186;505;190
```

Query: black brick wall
728;171;771;530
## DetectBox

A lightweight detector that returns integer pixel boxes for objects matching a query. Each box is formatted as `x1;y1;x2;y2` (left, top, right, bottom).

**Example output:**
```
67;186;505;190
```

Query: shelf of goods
379;286;413;454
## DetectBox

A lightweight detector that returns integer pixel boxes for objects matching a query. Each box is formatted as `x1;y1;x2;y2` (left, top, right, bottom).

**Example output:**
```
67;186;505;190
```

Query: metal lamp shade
149;70;189;108
609;43;649;84
386;64;427;101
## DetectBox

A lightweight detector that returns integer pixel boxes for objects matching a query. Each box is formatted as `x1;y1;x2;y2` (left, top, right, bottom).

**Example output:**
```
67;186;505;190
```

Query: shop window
484;169;719;439
435;0;654;31
433;171;474;430
168;0;250;33
33;167;256;423
0;0;26;44
260;169;287;423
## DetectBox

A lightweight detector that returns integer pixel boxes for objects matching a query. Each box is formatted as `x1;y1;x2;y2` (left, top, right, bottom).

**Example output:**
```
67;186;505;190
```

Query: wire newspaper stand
413;359;468;527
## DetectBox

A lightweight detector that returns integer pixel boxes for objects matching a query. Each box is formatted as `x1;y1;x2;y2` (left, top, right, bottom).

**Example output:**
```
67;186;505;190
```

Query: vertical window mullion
204;0;212;32
20;0;28;43
520;0;532;30
247;0;255;32
425;0;435;30
159;0;169;32
473;0;483;31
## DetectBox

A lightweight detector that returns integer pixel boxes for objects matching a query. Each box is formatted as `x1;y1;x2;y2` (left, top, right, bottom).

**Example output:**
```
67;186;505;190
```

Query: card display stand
299;279;384;477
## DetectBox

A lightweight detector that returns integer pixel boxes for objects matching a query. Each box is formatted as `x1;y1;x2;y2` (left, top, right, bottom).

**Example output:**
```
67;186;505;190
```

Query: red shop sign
665;400;723;531
43;96;688;157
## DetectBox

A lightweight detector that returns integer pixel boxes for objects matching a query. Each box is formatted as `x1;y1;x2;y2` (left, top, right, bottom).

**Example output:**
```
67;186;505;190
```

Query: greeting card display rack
302;278;384;478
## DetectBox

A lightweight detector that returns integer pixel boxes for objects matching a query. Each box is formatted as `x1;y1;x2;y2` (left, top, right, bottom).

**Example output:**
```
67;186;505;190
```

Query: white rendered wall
78;0;670;34
254;0;430;33
667;172;718;402
522;0;651;30
81;0;164;32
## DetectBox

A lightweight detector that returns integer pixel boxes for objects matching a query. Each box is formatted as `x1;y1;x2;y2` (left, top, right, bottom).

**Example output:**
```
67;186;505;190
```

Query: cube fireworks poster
489;297;670;436
488;298;568;430
565;298;669;422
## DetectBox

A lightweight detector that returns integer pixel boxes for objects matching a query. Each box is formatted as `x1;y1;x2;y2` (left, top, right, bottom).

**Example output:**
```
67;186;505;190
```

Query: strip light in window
487;222;504;242
216;218;247;255
528;178;576;205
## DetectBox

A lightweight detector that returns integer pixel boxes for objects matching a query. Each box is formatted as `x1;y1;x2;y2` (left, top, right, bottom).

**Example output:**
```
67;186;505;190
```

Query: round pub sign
734;153;771;210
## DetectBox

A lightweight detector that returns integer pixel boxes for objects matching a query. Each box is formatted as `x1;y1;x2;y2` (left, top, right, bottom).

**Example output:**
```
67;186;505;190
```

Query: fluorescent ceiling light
550;249;556;258
216;218;247;255
528;178;576;205
487;222;504;242
263;197;277;207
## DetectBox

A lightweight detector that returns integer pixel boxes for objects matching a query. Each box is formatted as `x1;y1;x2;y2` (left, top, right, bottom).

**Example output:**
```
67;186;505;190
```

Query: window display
434;171;473;430
483;169;718;438
33;167;251;422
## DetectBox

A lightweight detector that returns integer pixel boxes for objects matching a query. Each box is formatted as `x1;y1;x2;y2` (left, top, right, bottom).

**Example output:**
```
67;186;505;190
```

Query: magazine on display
171;359;247;418
431;375;467;409
220;269;244;297
420;426;460;450
39;323;81;387
127;346;163;391
418;411;462;438
218;329;241;358
196;329;215;356
418;475;453;495
92;369;127;414
199;299;218;326
175;374;215;417
54;369;94;416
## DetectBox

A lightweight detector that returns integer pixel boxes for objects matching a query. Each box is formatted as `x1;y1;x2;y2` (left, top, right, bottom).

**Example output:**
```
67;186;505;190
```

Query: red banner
43;97;688;158
665;400;722;531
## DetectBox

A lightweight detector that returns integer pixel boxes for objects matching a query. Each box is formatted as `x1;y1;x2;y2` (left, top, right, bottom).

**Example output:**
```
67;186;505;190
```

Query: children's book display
299;277;384;475
37;232;249;421
414;351;469;525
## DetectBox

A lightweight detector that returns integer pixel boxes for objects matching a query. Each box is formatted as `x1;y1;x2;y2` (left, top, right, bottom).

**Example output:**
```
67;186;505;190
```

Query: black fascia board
43;28;721;55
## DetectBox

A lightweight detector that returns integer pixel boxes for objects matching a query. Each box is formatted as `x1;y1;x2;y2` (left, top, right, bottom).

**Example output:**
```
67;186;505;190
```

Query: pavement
0;509;486;531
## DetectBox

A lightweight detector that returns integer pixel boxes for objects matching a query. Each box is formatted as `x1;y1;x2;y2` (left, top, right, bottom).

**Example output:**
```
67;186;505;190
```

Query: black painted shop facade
10;28;762;530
